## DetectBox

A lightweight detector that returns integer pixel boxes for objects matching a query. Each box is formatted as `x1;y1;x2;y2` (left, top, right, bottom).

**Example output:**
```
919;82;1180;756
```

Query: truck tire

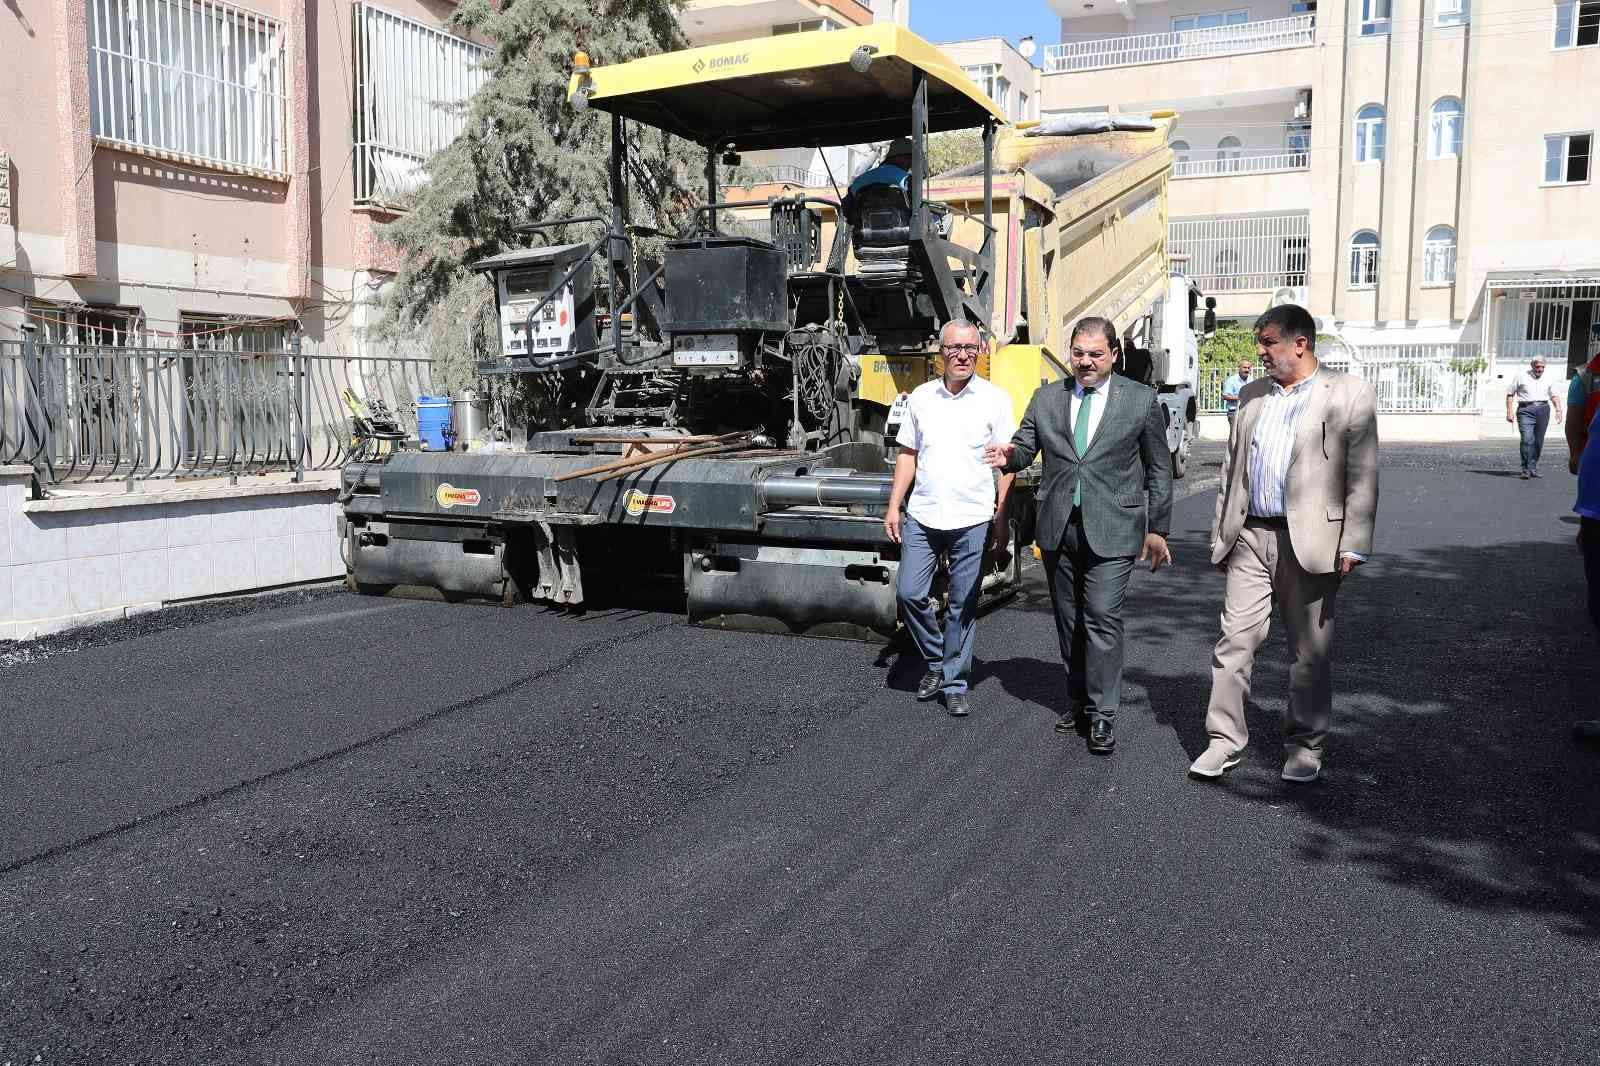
1171;441;1188;480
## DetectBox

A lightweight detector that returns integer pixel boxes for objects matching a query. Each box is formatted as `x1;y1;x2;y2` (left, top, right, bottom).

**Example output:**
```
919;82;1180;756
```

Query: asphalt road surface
4;443;1598;1065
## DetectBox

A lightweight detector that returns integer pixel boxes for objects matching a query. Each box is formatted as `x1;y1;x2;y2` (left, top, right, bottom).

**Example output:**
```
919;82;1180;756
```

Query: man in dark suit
985;316;1174;754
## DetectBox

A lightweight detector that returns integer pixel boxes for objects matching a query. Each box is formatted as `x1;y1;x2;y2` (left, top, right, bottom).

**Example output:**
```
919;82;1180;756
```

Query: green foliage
1198;324;1258;374
926;130;983;177
370;0;698;392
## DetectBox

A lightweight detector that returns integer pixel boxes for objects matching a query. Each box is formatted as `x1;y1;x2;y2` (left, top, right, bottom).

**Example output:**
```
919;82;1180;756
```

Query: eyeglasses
941;343;982;357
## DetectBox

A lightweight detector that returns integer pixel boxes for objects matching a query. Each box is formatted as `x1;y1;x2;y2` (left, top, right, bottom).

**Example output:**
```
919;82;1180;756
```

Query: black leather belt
1244;515;1288;528
1518;400;1549;407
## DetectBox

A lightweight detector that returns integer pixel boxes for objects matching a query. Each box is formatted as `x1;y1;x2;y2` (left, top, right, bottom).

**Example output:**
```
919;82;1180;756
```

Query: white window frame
1348;231;1380;289
1172;9;1250;31
1361;0;1393;34
86;0;288;177
1428;98;1463;160
1436;0;1468;24
1354;104;1386;164
1016;90;1029;123
1543;131;1592;186
1553;0;1600;47
1422;226;1456;286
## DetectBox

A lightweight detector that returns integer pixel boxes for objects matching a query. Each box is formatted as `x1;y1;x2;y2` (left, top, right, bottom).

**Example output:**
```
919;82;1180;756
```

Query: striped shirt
1247;372;1319;518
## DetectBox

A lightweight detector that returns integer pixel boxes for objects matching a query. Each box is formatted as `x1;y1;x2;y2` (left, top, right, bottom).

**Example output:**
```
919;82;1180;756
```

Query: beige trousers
1205;521;1343;755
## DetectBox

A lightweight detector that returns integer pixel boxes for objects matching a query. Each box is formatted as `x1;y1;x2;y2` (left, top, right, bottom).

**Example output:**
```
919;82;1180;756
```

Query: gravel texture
2;444;1597;1065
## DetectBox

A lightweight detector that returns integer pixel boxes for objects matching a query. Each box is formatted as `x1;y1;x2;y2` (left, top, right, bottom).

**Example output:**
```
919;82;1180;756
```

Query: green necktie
1073;386;1094;507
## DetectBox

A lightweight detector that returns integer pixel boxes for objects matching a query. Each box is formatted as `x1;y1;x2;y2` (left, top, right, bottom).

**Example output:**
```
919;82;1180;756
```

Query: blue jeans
1517;402;1550;474
896;515;988;695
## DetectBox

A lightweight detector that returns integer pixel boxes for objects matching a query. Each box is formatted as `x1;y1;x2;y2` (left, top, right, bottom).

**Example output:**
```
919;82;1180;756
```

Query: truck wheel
1171;443;1188;480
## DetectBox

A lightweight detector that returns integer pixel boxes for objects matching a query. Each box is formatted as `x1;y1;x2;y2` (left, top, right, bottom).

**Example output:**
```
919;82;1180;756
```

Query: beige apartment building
1042;0;1600;396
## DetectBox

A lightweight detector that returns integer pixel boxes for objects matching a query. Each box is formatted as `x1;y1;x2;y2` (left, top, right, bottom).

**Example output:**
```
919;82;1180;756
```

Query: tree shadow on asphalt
1104;525;1600;939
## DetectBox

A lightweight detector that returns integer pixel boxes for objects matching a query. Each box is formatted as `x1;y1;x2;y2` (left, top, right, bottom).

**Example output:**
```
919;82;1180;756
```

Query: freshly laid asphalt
3;442;1598;1065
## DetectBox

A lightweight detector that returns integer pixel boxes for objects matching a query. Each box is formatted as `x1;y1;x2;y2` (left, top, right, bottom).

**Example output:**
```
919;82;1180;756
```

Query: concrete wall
1;467;342;641
1059;0;1300;43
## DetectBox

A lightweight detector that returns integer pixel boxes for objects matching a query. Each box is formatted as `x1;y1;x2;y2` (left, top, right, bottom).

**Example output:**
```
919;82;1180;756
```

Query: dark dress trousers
1005;375;1173;720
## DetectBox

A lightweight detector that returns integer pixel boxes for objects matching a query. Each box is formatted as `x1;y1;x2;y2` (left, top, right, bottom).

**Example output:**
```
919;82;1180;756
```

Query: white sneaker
1281;748;1322;783
1188;744;1243;778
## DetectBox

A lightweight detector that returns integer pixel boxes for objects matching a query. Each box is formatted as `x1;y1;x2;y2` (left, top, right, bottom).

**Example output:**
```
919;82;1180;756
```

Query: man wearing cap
843;139;914;217
1506;357;1565;478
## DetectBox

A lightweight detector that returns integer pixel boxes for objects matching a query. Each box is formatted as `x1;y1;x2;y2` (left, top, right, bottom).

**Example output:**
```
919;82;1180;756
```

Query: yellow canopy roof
570;25;1007;150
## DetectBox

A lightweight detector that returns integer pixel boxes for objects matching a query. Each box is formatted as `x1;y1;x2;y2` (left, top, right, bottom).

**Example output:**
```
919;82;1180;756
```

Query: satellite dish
1018;35;1038;59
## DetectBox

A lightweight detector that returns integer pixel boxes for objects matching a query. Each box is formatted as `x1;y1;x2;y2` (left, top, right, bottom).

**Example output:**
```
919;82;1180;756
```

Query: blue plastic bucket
416;395;451;451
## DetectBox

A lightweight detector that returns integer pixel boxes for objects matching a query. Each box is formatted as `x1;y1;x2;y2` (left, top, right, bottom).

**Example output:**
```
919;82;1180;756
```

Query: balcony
721;164;831;189
1168;211;1310;316
1174;150;1309;179
1043;15;1315;73
1040;16;1315;112
680;0;874;46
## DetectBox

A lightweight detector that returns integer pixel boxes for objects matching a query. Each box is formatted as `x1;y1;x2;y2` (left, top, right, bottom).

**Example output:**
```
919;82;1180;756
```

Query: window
1361;0;1393;34
1170;139;1191;161
1284;236;1308;286
1544;132;1592;184
1436;0;1468;24
1285;120;1311;154
1172;9;1249;30
27;301;145;346
86;0;287;174
1291;0;1317;12
178;313;293;352
771;18;841;32
995;77;1011;117
1354;104;1386;163
1429;98;1463;159
1422;225;1456;285
352;3;490;205
1349;231;1379;288
1216;135;1243;163
1017;91;1029;123
1213;249;1240;289
1554;0;1600;47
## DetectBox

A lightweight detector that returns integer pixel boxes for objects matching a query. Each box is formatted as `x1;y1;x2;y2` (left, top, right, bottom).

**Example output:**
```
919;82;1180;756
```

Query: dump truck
340;24;1202;638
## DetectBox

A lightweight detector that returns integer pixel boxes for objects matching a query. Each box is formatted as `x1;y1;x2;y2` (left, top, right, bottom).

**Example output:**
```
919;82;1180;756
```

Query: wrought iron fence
0;336;433;484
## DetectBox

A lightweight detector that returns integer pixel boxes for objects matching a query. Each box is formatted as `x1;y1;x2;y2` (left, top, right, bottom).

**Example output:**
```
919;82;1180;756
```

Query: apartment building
0;0;493;353
939;36;1042;126
1041;0;1600;387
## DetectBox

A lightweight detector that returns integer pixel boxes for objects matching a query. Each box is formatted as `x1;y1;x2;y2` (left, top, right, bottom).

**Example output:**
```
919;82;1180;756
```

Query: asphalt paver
2;443;1597;1064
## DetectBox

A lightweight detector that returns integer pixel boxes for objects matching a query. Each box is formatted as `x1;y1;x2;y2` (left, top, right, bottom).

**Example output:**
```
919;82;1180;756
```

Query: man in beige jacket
1190;304;1379;784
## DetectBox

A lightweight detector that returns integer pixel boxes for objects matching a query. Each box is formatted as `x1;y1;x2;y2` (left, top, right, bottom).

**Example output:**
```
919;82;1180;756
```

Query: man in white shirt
1505;357;1565;478
884;320;1017;718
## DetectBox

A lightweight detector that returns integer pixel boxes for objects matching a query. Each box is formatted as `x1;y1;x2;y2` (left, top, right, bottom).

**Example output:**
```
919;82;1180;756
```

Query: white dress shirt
1507;370;1561;405
1069;375;1111;447
1247;370;1366;562
896;375;1018;531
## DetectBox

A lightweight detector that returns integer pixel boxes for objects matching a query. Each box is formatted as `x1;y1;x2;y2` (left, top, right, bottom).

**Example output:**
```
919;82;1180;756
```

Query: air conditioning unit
1270;285;1309;308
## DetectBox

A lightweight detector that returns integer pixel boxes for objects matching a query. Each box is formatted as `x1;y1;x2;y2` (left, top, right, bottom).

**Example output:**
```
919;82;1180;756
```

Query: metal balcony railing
1169;212;1310;292
1174;151;1310;179
1044;14;1315;73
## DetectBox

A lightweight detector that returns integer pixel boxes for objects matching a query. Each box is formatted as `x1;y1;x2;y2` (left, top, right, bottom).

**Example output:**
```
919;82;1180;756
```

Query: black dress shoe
1054;706;1091;735
1087;718;1115;754
944;692;970;717
916;671;942;702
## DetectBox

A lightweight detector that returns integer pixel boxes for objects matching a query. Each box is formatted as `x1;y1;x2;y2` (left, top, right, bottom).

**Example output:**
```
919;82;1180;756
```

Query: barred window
1422;226;1456;286
87;0;287;175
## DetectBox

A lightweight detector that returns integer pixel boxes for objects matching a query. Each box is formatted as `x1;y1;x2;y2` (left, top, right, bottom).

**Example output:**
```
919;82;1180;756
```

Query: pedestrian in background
1506;357;1564;479
1222;359;1253;429
986;316;1173;755
885;320;1017;718
1190;304;1379;784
